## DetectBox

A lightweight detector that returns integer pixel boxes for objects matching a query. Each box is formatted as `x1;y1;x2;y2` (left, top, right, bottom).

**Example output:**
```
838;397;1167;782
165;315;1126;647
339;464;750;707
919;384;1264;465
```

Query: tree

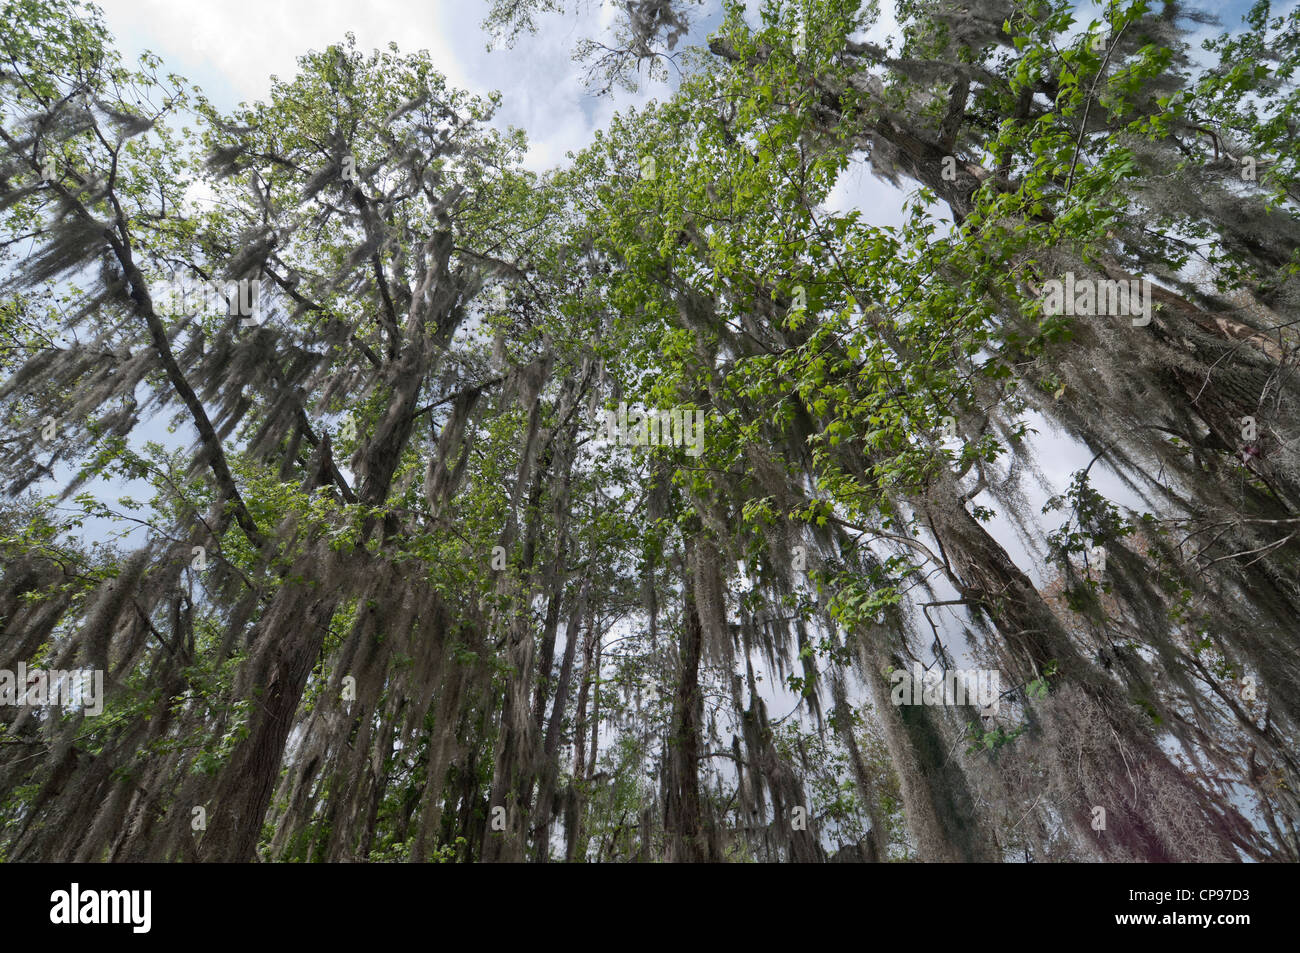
1;0;1296;863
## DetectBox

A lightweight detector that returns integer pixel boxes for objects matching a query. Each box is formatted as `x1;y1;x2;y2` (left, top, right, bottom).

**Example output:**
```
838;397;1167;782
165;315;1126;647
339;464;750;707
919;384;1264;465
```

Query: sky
66;0;1271;544
94;0;664;173
59;0;905;529
77;0;1278;256
62;0;1257;585
63;0;1274;673
86;0;1267;147
88;0;913;206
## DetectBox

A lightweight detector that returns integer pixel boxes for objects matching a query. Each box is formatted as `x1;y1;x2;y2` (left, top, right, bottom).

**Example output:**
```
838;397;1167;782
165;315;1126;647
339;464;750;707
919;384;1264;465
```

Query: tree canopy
0;0;1297;863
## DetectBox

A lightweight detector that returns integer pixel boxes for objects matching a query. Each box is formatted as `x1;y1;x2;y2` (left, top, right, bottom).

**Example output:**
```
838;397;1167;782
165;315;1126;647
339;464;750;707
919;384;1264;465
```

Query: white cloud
823;158;908;231
98;0;465;101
